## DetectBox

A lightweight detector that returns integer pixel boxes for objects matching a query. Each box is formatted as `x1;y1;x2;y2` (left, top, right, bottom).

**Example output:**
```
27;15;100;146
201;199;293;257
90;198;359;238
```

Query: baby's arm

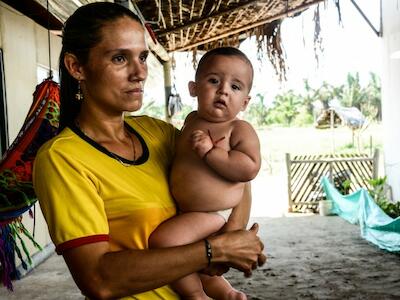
192;121;261;182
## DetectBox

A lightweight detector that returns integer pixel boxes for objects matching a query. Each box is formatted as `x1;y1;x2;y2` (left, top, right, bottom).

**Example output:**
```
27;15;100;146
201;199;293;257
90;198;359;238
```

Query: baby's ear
241;96;251;111
188;81;197;97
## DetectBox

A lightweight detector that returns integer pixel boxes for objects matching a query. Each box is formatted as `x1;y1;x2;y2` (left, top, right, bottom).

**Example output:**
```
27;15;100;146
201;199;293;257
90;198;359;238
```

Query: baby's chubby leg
149;212;225;300
149;212;225;247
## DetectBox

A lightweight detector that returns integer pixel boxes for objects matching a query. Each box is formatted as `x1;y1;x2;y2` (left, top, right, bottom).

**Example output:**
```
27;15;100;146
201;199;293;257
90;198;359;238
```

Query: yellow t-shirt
33;115;180;300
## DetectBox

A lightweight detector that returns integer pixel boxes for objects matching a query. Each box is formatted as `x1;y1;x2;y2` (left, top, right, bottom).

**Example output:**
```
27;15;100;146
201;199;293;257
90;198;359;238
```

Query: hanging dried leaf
334;0;343;25
255;20;287;82
313;4;324;67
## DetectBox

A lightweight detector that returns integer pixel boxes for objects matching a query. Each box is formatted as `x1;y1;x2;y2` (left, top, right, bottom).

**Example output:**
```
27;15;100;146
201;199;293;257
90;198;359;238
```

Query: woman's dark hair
59;2;142;130
195;47;254;90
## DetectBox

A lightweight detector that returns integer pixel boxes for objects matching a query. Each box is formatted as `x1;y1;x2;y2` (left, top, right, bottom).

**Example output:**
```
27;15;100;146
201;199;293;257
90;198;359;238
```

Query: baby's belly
170;163;245;212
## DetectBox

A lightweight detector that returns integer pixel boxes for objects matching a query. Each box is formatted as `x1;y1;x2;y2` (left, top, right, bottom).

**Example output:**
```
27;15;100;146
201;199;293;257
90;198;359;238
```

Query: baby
150;47;261;300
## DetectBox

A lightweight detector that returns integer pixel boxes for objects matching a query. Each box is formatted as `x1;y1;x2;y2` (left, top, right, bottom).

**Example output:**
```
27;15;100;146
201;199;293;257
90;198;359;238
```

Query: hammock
321;176;400;253
0;78;60;290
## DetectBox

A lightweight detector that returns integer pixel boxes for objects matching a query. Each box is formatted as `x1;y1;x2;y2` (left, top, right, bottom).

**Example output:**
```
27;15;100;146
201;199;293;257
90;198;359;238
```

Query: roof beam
350;0;382;37
173;0;324;52
157;0;260;37
1;0;63;30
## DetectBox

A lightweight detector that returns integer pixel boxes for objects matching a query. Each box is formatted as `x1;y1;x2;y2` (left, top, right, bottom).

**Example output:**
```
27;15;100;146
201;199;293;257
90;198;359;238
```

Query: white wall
381;0;400;201
0;5;37;142
0;2;62;256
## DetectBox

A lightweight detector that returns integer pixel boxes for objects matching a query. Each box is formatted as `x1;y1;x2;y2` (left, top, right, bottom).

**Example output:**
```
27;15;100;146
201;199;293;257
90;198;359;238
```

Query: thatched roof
136;0;325;52
3;0;327;78
6;0;323;50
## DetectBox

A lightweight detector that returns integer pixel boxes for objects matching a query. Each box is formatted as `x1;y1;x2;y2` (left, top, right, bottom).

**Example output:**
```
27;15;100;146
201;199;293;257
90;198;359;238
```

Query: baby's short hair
195;47;254;89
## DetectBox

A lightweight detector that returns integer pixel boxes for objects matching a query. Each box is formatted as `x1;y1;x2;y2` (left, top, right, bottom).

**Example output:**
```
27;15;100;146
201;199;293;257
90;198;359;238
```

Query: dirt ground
226;216;400;300
1;215;399;300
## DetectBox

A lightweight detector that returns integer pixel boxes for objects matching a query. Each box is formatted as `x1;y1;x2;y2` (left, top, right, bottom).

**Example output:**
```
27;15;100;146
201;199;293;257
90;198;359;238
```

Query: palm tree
341;72;365;110
273;90;301;126
245;93;269;127
365;72;382;120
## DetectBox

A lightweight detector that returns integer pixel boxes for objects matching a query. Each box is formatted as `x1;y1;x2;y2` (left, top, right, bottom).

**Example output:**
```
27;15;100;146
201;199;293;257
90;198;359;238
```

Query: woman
33;2;265;299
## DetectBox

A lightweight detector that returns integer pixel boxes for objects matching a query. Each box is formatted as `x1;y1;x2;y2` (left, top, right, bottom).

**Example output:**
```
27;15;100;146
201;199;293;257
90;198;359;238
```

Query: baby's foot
182;294;210;300
225;289;247;300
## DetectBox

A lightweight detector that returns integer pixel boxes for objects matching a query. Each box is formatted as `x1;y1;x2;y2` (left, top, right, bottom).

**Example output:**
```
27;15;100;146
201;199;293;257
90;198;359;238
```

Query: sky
165;0;382;108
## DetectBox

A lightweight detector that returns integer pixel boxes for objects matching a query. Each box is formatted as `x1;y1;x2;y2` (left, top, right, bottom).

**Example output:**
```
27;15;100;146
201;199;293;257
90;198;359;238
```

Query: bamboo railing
286;149;379;212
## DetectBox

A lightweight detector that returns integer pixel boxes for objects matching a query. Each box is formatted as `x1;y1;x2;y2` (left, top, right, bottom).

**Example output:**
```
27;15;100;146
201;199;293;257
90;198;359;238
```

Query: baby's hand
190;130;213;158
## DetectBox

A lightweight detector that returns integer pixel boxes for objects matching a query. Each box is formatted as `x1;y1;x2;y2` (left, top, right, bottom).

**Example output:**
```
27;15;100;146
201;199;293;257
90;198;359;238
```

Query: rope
46;0;52;79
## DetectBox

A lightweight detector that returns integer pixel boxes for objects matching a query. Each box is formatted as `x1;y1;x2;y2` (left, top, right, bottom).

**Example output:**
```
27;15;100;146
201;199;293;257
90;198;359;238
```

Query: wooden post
330;108;335;154
329;161;333;184
369;135;373;156
285;153;293;212
163;60;172;123
373;148;379;179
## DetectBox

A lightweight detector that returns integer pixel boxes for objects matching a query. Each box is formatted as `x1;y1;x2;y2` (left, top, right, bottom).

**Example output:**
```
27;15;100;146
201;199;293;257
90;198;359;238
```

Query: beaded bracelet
204;239;212;266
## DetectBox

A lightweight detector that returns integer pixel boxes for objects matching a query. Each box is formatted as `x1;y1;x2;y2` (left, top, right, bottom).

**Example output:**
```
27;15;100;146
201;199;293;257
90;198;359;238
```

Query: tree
270;90;301;126
244;93;269;127
364;72;382;120
338;72;381;121
341;72;365;110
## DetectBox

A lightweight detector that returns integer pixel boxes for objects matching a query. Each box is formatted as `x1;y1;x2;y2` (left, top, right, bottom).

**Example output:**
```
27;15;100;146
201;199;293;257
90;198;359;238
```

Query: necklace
74;119;137;167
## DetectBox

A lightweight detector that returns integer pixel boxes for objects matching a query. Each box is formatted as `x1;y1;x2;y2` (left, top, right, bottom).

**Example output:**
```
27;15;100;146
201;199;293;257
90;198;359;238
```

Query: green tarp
321;177;400;252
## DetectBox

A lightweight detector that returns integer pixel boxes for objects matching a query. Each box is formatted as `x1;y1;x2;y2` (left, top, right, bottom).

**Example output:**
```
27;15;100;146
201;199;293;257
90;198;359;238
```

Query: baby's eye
208;78;219;84
112;55;126;64
232;84;241;91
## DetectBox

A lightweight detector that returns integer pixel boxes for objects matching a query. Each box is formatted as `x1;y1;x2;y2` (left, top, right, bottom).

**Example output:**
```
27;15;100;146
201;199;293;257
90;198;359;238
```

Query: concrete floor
1;215;400;299
0;252;81;299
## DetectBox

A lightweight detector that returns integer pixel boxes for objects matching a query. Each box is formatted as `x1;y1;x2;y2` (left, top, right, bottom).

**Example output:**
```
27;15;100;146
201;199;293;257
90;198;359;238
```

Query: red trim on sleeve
56;234;109;255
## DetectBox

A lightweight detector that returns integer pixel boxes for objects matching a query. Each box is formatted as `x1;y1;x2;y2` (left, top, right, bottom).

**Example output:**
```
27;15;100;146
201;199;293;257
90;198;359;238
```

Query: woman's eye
112;55;126;64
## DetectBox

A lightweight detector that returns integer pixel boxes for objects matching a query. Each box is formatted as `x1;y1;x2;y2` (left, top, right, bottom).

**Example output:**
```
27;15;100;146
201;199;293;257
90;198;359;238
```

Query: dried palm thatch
254;20;287;81
136;0;329;79
30;0;340;80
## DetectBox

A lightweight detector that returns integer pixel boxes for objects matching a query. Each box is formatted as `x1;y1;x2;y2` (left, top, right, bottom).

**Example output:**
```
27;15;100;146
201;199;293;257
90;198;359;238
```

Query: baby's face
190;55;252;122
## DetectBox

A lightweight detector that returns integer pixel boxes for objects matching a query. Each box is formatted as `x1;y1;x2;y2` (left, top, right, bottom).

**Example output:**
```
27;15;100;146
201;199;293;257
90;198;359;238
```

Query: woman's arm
223;182;252;231
63;226;262;300
225;183;267;275
201;182;254;276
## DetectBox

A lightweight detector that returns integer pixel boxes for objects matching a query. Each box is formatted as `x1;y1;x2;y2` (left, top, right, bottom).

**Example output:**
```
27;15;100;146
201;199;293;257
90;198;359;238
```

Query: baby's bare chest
180;120;234;151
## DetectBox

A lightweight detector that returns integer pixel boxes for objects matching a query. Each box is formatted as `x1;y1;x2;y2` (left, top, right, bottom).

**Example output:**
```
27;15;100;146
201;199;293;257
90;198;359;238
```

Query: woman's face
80;17;149;116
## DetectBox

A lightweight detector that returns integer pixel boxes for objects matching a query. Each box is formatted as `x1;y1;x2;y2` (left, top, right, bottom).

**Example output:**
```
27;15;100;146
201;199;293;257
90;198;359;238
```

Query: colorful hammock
321;176;400;253
0;78;60;290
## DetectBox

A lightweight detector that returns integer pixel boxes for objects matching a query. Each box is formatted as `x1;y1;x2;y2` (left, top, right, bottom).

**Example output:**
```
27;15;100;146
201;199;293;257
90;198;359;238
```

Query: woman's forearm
63;226;262;300
64;241;209;299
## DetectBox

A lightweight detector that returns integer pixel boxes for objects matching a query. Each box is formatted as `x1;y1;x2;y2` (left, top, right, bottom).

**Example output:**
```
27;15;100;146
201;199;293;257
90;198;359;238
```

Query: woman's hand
201;263;230;276
208;223;266;276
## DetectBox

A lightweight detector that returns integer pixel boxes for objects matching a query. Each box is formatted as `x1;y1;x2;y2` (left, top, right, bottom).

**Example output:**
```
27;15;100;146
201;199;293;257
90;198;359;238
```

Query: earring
75;81;84;101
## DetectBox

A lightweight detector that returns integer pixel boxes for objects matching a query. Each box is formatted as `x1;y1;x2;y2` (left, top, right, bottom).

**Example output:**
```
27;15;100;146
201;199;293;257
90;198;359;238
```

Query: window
0;49;8;156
